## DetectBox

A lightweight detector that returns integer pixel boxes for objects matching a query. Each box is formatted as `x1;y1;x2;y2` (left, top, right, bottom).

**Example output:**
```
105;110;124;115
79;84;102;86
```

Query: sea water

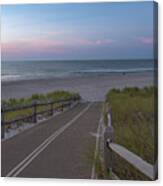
1;59;154;82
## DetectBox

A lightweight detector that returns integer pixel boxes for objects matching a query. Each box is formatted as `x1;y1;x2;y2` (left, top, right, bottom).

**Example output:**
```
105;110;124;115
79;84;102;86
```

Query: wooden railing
104;108;158;180
1;95;80;139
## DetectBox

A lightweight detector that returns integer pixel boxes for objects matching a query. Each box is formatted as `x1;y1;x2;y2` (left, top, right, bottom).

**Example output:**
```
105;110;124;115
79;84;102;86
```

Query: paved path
1;102;102;178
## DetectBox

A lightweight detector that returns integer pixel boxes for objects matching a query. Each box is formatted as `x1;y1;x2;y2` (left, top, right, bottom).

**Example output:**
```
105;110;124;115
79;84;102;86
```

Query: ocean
1;59;154;82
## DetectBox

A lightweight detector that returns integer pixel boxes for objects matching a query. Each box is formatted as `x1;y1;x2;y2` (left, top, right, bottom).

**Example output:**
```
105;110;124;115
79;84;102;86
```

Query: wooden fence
104;108;158;180
1;96;80;139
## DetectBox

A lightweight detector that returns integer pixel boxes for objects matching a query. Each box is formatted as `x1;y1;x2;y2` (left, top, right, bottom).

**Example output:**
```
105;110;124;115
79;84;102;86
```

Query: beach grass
104;86;156;179
2;90;80;107
2;90;80;123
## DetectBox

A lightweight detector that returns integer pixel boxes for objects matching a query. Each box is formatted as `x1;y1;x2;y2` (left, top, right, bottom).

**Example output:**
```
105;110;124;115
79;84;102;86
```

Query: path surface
1;102;102;178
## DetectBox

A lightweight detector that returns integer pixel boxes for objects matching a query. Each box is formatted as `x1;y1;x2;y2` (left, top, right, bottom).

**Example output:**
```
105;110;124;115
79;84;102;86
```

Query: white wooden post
104;108;114;172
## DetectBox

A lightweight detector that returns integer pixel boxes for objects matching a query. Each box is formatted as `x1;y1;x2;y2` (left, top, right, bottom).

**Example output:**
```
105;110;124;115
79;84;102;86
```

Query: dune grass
104;86;157;180
2;90;80;107
2;90;80;123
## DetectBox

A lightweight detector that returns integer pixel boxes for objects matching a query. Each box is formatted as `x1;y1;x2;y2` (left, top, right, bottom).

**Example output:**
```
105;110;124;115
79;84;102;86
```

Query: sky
1;2;155;60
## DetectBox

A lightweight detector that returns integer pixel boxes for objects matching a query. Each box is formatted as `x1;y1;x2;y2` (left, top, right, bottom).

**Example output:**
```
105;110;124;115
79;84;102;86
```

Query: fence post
33;101;37;123
50;102;53;116
104;108;114;173
61;103;64;112
154;159;158;180
69;100;72;107
1;107;5;139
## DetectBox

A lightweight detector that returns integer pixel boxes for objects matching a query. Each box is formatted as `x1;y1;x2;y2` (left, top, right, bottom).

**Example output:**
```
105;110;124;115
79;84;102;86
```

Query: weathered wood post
50;102;53;116
33;101;37;123
69;101;71;108
61;103;64;112
154;159;158;180
104;107;114;173
1;106;5;139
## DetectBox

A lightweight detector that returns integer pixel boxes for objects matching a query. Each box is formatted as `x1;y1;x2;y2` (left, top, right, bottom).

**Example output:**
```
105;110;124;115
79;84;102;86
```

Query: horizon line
2;58;155;62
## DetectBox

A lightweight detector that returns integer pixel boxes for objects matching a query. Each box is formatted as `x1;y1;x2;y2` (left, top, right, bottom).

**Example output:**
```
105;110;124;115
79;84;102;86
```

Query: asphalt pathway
1;102;102;179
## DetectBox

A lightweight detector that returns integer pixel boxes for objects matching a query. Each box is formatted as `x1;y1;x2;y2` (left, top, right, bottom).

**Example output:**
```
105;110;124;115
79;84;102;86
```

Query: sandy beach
1;72;154;102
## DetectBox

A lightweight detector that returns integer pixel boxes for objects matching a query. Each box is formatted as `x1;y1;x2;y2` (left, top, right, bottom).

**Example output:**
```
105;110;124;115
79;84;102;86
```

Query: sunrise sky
1;2;154;60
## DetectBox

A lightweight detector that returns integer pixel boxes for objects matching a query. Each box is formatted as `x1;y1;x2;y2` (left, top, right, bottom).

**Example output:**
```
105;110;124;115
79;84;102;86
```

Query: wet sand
1;72;154;101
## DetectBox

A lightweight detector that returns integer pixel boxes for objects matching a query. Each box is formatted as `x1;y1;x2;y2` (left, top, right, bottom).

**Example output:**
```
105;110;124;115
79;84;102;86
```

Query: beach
1;72;154;102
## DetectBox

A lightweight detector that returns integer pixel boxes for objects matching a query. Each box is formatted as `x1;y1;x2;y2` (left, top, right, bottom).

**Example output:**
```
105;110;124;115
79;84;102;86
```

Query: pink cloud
1;37;115;59
95;39;114;45
78;38;114;46
138;36;153;44
1;39;65;57
78;39;93;46
9;38;64;48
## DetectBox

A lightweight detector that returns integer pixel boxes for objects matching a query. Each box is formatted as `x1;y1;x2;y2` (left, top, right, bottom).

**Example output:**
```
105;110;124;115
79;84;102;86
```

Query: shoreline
1;72;154;101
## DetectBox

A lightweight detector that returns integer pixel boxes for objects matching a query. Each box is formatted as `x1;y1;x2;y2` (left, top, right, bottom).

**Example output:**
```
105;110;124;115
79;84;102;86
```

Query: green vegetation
2;90;80;123
2;90;80;107
86;145;107;179
104;86;156;180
